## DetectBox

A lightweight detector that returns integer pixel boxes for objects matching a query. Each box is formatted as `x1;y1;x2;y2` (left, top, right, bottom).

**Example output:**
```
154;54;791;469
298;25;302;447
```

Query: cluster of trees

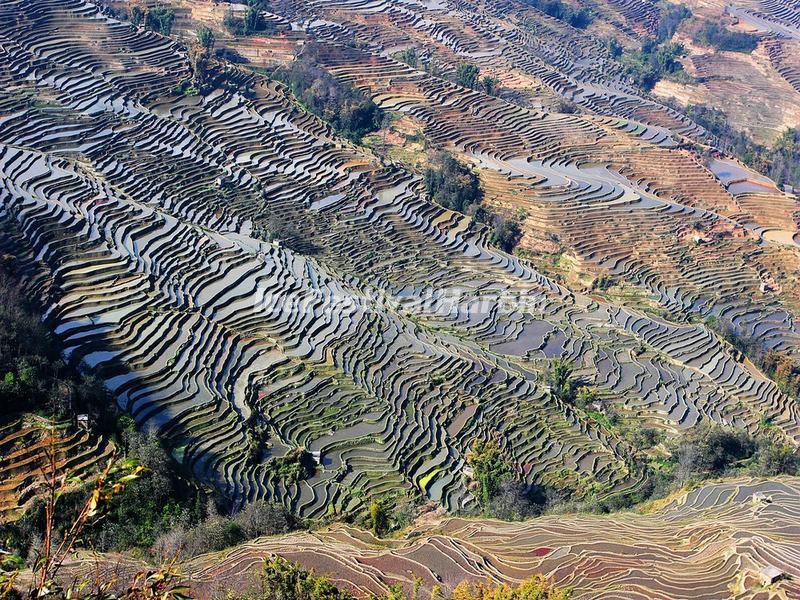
150;498;293;562
657;425;796;486
229;556;360;600
454;63;500;96
553;423;799;514
423;152;522;252
451;576;572;600
620;39;688;90
423;152;483;213
264;448;316;483
197;26;215;52
366;493;417;536
130;6;176;35
229;557;571;600
682;103;800;188
522;0;593;29
545;359;577;404
223;1;274;37
610;3;691;90
467;440;514;507
126;5;176;35
464;355;800;518
275;45;383;142
395;47;420;68
692;20;759;53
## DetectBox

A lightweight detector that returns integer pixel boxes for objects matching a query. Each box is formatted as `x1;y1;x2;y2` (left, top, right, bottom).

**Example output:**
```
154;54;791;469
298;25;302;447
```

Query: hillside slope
48;478;800;599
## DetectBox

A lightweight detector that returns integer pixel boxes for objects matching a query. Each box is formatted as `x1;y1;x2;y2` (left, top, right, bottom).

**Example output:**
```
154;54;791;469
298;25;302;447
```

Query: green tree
455;63;479;88
369;498;390;536
467;439;512;506
244;6;263;35
547;359;575;403
129;5;144;27
251;556;356;600
396;47;418;68
423;151;483;212
197;26;215;51
145;7;176;36
481;75;499;96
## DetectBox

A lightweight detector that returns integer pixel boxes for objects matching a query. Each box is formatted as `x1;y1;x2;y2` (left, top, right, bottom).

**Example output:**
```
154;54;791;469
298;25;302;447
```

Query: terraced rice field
0;417;114;522
52;478;800;599
1;0;799;522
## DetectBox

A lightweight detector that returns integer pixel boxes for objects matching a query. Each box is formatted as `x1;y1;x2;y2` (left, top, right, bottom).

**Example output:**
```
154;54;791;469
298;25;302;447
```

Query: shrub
369;498;390;536
487;480;546;520
481;75;499;96
232;556;357;600
395;47;418;68
606;36;622;58
755;437;800;476
265;447;316;483
233;500;293;538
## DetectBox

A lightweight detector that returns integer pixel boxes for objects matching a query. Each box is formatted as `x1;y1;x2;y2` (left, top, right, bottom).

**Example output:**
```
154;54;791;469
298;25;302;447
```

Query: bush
151;500;293;561
129;5;144;27
453;575;571;600
395;47;418;68
369;498;390;536
264;447;316;483
487;480;546;520
234;500;293;538
760;350;800;398
481;75;499;96
230;556;357;600
755;437;800;476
